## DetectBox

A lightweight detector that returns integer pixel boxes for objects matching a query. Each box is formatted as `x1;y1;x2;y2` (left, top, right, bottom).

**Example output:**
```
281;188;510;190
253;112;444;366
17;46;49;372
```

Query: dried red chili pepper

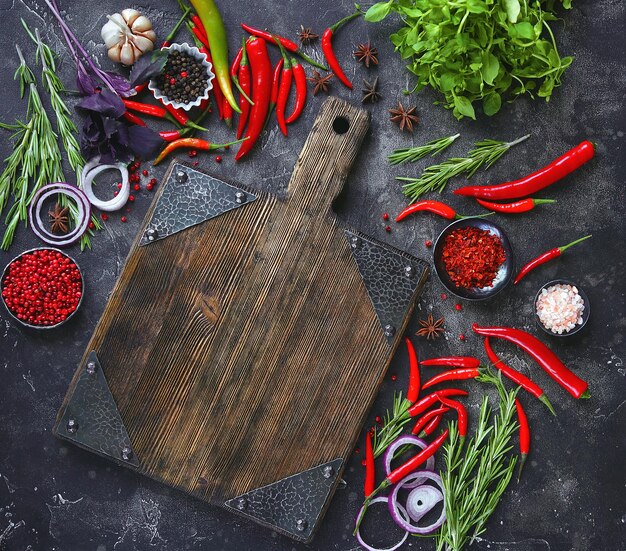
420;356;480;368
411;406;449;436
442;226;506;289
321;9;362;89
472;324;589;399
514;235;592;285
455;141;595;200
408;389;468;417
515;399;530;481
153;137;243;165
484;337;555;415
438;396;468;438
235;37;272;161
404;337;420;404
364;432;375;498
422;367;480;390
476;197;555;214
285;58;307;124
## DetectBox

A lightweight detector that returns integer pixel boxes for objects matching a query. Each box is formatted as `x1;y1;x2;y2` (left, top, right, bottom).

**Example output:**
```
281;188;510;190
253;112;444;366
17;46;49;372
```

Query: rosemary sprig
1;45;64;249
372;391;413;458
22;21;101;249
388;133;460;165
435;371;519;551
397;134;530;202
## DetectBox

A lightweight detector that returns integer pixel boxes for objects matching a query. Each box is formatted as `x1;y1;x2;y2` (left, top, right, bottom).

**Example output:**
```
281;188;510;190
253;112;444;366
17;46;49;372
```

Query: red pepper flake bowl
1;248;84;330
433;218;514;300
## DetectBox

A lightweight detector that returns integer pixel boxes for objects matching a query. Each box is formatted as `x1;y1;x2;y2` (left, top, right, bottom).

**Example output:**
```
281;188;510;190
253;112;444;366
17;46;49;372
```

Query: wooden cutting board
54;97;428;542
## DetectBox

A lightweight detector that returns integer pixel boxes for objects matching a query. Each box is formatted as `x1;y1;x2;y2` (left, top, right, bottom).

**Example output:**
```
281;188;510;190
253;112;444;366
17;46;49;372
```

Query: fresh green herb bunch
435;370;519;551
365;0;573;120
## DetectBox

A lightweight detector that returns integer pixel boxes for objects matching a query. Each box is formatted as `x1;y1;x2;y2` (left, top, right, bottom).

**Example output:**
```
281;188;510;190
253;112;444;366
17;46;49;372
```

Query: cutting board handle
287;97;370;216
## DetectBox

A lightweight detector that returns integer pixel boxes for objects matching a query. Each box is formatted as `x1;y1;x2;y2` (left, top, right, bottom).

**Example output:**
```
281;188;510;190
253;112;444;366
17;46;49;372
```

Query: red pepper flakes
442;227;506;289
383;213;389;221
425;240;433;247
455;303;463;311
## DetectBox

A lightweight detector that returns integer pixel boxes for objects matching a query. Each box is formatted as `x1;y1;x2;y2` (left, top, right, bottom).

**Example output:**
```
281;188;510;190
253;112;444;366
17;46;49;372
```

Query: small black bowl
534;279;590;337
433;218;514;300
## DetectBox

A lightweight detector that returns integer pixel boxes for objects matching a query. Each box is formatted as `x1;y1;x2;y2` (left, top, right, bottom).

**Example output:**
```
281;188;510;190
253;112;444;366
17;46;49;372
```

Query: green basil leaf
481;53;500;85
503;0;520;23
514;22;536;40
365;1;393;22
483;92;502;116
453;95;476;119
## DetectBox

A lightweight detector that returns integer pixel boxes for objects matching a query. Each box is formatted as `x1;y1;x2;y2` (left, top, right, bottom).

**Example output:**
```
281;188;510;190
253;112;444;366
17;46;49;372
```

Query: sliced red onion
406;485;444;522
80;156;100;185
29;183;91;247
355;496;409;551
388;470;446;535
383;435;435;488
82;162;129;211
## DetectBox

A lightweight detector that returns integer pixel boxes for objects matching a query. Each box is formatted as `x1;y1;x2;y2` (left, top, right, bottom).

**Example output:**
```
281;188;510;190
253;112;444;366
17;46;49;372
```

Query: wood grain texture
55;98;427;511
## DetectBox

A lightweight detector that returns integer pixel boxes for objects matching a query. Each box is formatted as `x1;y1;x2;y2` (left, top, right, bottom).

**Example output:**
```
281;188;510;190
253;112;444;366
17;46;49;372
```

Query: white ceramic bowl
149;43;215;111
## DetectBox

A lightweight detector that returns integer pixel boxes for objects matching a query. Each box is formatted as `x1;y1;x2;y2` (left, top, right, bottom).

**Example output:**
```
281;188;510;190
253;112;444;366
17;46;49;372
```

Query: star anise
354;42;379;68
307;69;333;96
361;77;381;103
389;101;419;133
49;203;69;234
297;25;319;46
416;314;445;340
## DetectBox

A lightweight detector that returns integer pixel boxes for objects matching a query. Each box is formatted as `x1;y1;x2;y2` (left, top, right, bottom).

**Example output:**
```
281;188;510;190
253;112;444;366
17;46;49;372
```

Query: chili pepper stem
295;50;328;71
533;199;556;205
329;8;362;33
165;6;191;44
353;480;390;535
232;73;254;105
453;211;494;220
558;234;592;253
517;453;527;482
580;389;590;399
538;393;556;416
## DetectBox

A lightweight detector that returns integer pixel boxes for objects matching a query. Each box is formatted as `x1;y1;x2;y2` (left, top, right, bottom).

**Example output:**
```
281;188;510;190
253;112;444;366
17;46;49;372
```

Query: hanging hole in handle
332;116;350;135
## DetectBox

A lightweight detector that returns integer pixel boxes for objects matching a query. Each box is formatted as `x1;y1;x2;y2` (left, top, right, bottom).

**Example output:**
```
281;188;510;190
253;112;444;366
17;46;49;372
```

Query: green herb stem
388;133;460;165
397;134;530;202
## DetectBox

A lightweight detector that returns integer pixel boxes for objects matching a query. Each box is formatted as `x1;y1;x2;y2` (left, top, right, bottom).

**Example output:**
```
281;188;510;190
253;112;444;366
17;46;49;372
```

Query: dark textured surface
0;1;624;550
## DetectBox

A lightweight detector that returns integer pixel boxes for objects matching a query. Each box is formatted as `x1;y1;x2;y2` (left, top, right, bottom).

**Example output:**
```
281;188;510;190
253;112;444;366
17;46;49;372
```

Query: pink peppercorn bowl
1;247;84;330
534;279;590;338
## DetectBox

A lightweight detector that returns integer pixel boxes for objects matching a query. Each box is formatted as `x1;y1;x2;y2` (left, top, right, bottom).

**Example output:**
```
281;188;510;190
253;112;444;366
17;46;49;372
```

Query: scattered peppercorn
188;150;198;158
128;195;135;202
101;213;108;221
142;169;148;176
146;183;154;191
425;240;433;247
385;225;391;232
441;293;447;300
193;161;199;166
455;303;463;311
459;334;466;341
121;216;127;223
88;221;95;230
383;213;389;221
391;374;397;381
133;184;141;191
1;249;82;327
215;156;222;163
375;415;382;424
116;182;123;189
361;459;367;466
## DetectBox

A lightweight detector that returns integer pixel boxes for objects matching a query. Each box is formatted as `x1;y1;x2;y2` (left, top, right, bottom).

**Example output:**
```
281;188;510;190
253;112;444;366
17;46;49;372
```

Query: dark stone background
0;0;624;550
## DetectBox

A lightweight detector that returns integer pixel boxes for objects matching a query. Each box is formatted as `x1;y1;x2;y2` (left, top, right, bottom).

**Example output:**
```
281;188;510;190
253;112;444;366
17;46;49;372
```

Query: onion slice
383;435;435;489
81;162;129;211
29;183;91;247
388;470;446;535
355;496;409;551
406;484;444;522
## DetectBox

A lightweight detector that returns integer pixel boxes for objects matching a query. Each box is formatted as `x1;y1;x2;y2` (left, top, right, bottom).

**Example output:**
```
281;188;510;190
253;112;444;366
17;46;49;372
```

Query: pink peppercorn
215;156;222;163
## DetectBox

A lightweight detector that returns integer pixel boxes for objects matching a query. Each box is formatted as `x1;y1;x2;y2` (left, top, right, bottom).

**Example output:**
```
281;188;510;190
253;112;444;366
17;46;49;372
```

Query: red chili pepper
321;10;362;89
122;111;146;127
236;43;251;140
354;429;449;533
189;22;209;49
422;367;480;390
404;337;420;404
408;389;468;417
275;45;293;136
396;200;457;221
191;14;208;42
421;411;445;437
513;235;592;285
159;129;183;142
454;141;595;200
515;399;530;481
230;47;243;77
222;94;233;128
134;83;148;94
364;432;375;498
472;324;590;399
411;406;449;436
476;198;555;214
484;338;555;415
438;396;468;438
161;100;208;132
153;137;243;165
421;356;480;368
123;99;169;119
285;58;307;124
235;38;272;161
240;23;328;70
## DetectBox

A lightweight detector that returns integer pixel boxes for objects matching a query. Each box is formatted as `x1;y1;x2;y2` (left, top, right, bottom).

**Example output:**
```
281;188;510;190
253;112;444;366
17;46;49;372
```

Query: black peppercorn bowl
1;247;85;330
149;43;215;111
433;218;514;301
534;279;590;337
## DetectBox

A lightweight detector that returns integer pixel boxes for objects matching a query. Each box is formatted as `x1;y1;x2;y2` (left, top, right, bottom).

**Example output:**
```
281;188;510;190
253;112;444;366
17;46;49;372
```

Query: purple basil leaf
129;50;168;88
102;71;134;97
78;89;125;118
127;125;165;161
76;65;97;96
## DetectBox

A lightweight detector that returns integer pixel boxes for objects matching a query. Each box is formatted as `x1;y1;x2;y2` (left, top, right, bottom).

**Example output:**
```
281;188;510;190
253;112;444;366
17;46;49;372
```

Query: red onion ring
81;162;129;212
383;435;435;489
355;496;409;551
388;470;446;535
406;484;443;522
29;183;91;247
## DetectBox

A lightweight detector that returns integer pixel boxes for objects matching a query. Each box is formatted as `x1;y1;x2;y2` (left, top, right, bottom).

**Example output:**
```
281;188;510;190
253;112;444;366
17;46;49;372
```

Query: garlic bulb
101;9;157;65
